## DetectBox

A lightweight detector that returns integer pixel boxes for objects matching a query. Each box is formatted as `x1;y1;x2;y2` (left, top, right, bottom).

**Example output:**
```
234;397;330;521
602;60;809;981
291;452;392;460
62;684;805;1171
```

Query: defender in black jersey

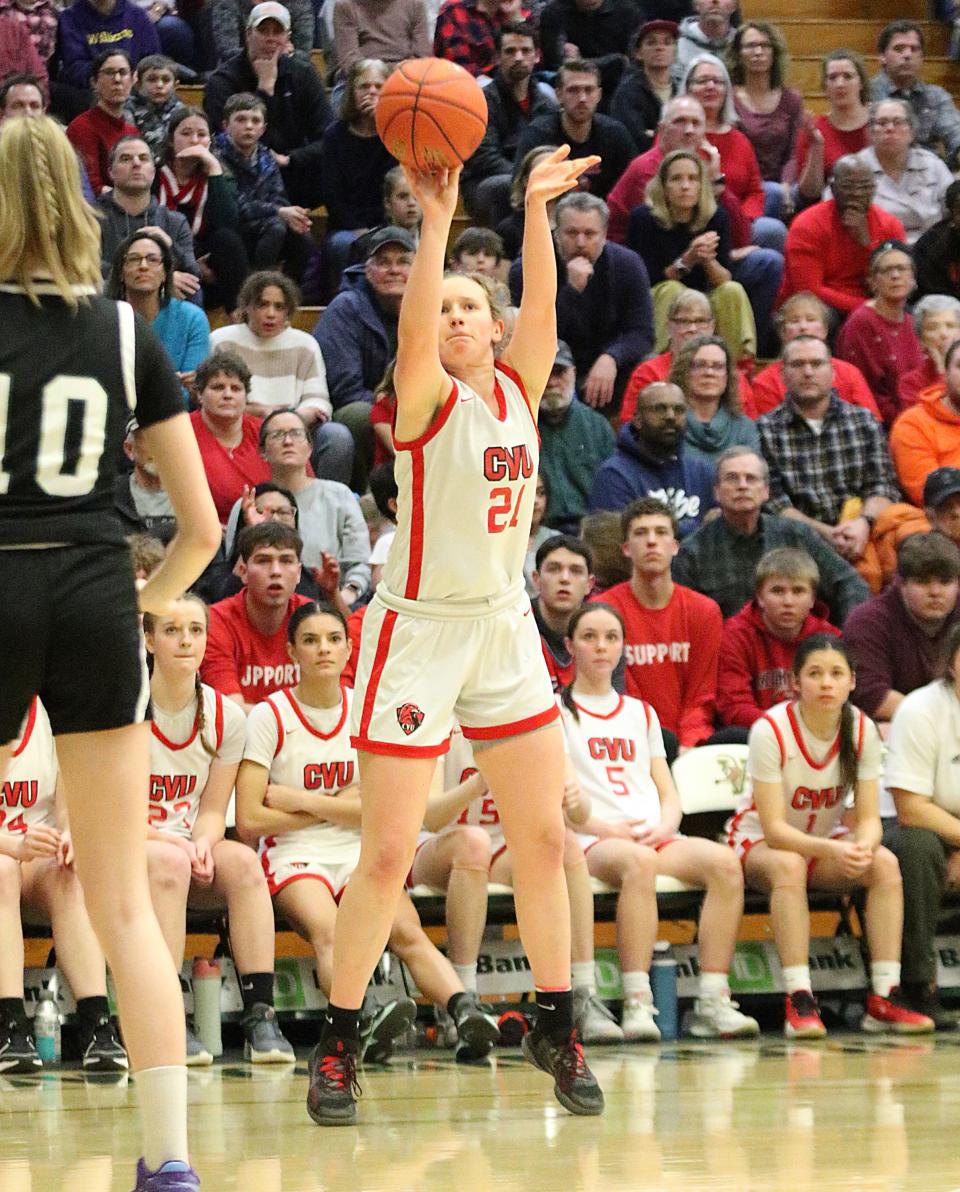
0;116;220;1192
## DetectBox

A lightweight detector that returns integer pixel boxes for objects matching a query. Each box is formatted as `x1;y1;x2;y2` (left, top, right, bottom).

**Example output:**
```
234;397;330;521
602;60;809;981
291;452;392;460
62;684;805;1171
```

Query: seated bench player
0;698;127;1072
143;594;294;1066
410;721;624;1046
236;603;503;1064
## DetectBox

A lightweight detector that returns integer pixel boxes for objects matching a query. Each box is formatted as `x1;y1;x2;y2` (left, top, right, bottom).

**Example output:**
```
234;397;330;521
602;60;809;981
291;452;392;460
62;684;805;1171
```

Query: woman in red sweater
788;49;870;205
680;53;786;253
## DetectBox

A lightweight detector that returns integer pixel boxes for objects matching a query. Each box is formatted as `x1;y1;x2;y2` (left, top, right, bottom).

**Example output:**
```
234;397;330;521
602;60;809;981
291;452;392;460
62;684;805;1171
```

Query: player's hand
833;839;872;879
526;145;601;208
17;824;61;861
57;830;74;868
631;822;672;848
583;353;617;407
192;837;216;885
401;163;462;224
562;778;590;824
600;819;643;841
264;783;304;813
947;850;960;888
310;552;341;598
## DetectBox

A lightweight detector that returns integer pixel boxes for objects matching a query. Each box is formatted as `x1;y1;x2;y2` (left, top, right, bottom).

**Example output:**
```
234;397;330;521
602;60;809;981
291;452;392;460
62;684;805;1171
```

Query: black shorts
0;544;149;742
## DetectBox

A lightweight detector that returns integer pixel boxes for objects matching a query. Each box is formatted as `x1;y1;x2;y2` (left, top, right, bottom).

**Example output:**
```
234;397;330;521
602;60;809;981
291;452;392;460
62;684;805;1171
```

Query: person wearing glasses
65;50;139;194
107;231;210;397
835;240;925;427
666;334;760;468
849;99;953;246
222;409;371;608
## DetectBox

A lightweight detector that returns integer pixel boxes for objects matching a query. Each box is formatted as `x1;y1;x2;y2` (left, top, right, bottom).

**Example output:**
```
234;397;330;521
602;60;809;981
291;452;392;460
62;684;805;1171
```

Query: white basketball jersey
559;692;665;827
249;687;361;855
149;685;245;838
439;723;501;839
1;698;57;836
730;699;881;842
383;364;539;602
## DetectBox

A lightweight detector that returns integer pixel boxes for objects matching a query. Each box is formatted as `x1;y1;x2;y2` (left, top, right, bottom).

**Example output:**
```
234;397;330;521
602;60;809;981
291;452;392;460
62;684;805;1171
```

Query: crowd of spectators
9;0;960;1024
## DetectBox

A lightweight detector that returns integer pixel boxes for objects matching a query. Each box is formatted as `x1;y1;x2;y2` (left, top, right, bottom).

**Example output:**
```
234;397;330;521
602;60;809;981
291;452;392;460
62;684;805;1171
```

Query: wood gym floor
3;1034;960;1192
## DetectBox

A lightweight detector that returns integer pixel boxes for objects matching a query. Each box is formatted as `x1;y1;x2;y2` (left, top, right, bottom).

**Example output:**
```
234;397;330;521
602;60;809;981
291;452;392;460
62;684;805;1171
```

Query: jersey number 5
488;484;526;534
0;374;109;496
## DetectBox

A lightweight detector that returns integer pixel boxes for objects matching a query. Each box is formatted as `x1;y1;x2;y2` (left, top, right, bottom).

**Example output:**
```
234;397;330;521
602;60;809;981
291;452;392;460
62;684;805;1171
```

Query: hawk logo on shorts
396;703;425;735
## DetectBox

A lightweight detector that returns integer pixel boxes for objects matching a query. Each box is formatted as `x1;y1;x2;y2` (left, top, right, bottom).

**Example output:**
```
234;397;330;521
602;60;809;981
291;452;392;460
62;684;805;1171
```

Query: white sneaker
621;993;661;1042
688;995;760;1039
574;988;624;1044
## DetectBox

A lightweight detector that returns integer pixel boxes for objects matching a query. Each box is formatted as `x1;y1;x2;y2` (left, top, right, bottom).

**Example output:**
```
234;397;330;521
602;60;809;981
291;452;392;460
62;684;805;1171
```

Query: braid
560;680;579;722
837;702;858;795
27;117;61;243
195;673;217;758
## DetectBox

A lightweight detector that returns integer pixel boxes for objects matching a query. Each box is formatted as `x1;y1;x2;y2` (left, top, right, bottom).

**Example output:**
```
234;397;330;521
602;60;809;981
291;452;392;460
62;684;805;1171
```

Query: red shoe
862;989;935;1035
784;990;827;1039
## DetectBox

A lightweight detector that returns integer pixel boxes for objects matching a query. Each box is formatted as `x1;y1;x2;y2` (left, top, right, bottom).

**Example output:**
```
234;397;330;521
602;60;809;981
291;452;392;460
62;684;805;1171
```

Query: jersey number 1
488;484;526;534
0;374;109;496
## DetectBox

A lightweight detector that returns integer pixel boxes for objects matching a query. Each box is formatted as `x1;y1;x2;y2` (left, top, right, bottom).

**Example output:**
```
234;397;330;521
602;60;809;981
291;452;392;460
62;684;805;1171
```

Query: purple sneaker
132;1159;200;1191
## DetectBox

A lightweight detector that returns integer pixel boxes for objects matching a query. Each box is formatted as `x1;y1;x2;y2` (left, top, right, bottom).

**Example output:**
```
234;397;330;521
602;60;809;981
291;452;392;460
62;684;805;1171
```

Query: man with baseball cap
205;0;332;206
924;468;960;548
610;20;678;151
538;340;615;532
314;228;417;489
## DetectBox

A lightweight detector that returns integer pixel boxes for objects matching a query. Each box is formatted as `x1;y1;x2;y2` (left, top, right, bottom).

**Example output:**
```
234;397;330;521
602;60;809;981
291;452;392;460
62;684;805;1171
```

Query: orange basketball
376;58;488;173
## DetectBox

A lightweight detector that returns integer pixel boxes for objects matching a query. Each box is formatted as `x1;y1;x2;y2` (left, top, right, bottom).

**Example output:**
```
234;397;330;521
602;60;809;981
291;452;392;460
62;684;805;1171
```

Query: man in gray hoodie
673;0;734;82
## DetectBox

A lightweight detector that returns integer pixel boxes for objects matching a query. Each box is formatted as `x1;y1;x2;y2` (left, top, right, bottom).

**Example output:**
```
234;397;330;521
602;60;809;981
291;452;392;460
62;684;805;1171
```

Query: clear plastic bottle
34;989;61;1064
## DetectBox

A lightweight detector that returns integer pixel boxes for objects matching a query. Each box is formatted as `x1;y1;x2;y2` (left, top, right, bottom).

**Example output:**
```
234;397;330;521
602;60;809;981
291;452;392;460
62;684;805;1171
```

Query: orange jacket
889;388;960;505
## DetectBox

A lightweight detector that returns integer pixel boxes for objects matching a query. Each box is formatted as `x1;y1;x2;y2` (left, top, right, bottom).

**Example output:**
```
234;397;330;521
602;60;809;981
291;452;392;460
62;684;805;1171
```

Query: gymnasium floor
3;1035;960;1192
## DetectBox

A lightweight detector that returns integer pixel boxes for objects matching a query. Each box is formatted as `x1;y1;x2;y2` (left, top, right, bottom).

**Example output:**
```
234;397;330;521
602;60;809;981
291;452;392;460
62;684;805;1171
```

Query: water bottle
650;941;679;1041
192;958;222;1059
34;989;61;1064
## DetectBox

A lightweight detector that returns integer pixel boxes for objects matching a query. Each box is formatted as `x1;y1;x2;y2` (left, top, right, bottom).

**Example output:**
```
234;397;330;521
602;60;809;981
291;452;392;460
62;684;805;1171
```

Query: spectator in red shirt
201;521;313;711
531;534;594;692
781;155;907;320
597;496;722;752
0;10;46;90
716;547;840;734
190;351;271;523
65;49;139;194
433;0;528;78
751;291;881;420
787;50;870;205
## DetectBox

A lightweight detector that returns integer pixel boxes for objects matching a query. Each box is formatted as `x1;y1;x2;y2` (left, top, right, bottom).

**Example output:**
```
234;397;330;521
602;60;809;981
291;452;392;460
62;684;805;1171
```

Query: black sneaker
242;1003;296;1064
452;992;501;1061
306;1037;360;1126
522;1028;604;1116
81;1016;128;1071
359;995;416;1064
901;983;958;1031
0;1020;42;1074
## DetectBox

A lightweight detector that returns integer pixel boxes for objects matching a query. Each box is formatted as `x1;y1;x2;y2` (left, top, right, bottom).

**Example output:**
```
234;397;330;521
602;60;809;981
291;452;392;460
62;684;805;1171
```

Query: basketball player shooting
306;146;606;1125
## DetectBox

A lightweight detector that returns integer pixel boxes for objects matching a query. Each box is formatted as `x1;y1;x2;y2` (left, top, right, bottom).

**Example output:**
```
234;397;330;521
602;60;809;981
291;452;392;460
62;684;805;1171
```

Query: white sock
452;963;477;993
137;1065;189;1171
572;961;596;994
782;965;812;995
622;971;651;1001
871;961;901;999
699;971;729;1001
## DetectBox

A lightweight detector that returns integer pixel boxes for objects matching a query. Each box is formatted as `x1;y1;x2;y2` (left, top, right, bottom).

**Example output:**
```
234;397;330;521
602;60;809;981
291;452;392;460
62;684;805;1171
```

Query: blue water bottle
650;941;679;1041
34;989;61;1064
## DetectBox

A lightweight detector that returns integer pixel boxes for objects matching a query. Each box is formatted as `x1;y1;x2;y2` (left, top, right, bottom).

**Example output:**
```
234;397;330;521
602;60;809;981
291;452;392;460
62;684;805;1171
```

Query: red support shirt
596;581;722;748
201;591;313;706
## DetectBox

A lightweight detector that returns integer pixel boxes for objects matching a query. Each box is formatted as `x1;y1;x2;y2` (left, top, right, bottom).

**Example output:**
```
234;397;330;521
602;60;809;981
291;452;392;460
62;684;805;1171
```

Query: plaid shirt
757;392;900;525
433;0;530;77
0;0;57;66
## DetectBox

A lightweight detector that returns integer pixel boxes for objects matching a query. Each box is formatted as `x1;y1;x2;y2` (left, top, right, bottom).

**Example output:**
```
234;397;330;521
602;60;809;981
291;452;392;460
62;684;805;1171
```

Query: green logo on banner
728;942;775;993
273;958;306;1011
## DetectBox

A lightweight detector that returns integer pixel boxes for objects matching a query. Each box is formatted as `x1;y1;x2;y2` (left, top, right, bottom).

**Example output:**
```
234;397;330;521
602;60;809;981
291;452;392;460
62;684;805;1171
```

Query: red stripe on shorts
462;703;560;740
357;608;399;743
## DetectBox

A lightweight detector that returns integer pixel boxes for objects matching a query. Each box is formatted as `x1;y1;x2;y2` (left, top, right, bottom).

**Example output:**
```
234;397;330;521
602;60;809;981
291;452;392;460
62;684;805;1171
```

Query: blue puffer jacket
214;132;287;237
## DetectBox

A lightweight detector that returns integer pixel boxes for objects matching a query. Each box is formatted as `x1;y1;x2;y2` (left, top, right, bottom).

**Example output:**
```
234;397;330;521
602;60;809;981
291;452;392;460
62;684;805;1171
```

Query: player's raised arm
393;165;461;439
503;147;601;407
